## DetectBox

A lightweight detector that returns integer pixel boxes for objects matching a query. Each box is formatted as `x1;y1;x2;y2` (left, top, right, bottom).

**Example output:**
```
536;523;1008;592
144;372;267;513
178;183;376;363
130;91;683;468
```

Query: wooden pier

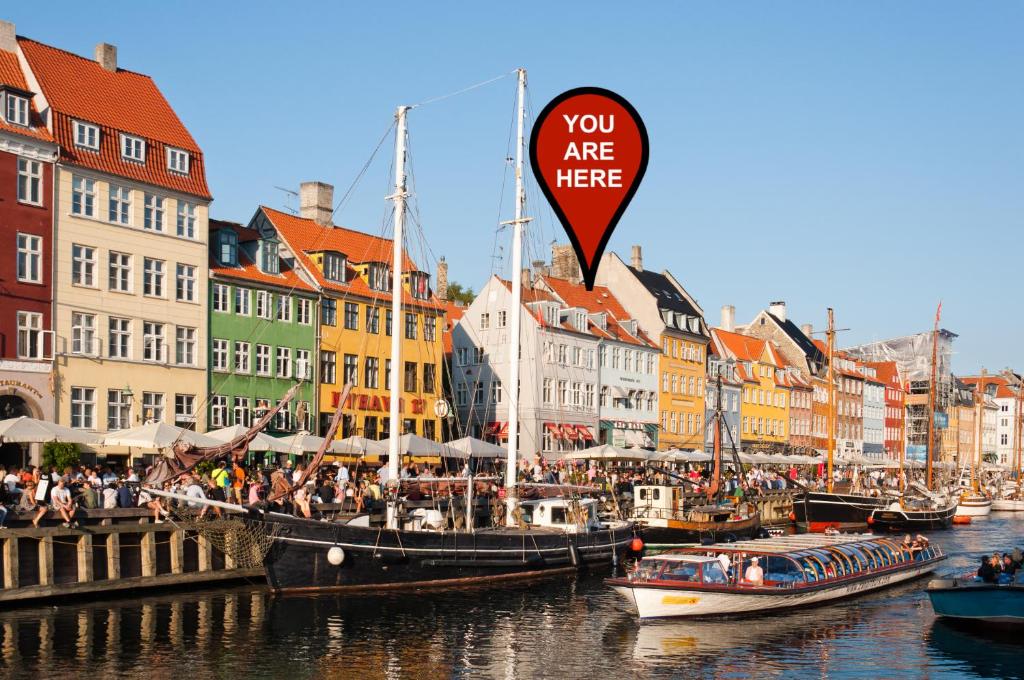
0;509;263;604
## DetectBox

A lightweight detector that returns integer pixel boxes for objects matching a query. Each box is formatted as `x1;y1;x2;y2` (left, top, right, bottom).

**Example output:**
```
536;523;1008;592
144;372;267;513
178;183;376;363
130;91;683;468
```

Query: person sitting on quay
78;481;99;510
21;480;48;528
50;477;78;528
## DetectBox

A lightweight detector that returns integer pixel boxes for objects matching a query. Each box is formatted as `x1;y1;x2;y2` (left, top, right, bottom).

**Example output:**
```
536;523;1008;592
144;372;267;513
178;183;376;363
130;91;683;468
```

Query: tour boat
927;577;1024;624
991;497;1024;512
608;534;945;619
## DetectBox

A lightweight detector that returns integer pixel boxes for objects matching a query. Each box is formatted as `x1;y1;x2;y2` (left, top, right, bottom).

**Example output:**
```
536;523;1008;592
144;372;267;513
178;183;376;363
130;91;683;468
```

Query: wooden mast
972;368;986;493
926;302;940;490
707;375;723;502
826;308;835;493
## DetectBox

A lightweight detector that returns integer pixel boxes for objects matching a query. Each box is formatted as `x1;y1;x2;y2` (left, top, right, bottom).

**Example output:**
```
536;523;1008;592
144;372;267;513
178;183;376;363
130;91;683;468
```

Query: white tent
330;436;388;456
101;422;221;449
275;431;328;454
562;444;658;462
205;424;292;453
378;433;446;456
0;416;101;445
441;437;506;459
663;449;712;464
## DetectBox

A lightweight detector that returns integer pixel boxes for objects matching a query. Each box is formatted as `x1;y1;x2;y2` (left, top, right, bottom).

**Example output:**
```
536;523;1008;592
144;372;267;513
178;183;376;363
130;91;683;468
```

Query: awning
483;422;508;438
577;425;595;441
544;423;562;437
562;425;580;440
610;386;630;399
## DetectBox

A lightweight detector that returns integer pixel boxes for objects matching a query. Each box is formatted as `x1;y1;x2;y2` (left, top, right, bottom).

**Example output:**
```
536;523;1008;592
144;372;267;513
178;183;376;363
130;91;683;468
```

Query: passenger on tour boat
743;556;764;586
976;554;1001;584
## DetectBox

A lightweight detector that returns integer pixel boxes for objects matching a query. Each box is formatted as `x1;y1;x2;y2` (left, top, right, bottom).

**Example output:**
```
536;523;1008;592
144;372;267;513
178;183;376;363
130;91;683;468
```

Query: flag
935;300;942;325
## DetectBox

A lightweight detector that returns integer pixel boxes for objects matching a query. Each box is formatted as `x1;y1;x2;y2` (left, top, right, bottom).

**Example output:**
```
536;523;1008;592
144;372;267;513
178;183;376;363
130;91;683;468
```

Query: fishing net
167;507;278;569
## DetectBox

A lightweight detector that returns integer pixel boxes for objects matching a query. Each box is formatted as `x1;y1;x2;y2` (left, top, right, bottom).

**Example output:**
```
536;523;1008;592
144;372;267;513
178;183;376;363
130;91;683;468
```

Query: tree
42;441;80;471
446;281;475;305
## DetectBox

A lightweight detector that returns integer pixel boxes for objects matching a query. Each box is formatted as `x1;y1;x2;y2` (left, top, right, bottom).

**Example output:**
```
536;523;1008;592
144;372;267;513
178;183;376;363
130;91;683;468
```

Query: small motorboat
954;492;992;518
608;534;946;619
992;498;1024;512
927;576;1024;624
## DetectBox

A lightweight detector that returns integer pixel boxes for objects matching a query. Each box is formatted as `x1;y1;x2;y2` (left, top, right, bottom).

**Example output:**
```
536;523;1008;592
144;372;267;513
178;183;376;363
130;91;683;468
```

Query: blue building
705;339;742;453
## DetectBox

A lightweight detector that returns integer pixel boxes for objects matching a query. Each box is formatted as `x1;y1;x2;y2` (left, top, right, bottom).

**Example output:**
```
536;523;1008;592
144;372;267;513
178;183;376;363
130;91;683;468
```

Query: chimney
801;323;813;338
95;42;117;72
550;244;581;284
769;300;786;322
522;268;532;287
436;256;448;301
720;305;735;332
631;244;643;270
299;181;334;226
0;21;15;53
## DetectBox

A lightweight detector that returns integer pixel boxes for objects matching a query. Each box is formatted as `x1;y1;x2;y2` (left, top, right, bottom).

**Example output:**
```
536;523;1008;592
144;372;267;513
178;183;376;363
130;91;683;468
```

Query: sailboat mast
505;68;528;521
707;375;723;502
926;305;939;490
826;308;835;493
386;105;410;528
973;369;986;491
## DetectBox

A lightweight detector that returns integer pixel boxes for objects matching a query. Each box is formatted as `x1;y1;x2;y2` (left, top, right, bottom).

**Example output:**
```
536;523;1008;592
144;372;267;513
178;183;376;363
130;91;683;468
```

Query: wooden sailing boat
993;372;1024;511
792;308;887;532
955;368;993;517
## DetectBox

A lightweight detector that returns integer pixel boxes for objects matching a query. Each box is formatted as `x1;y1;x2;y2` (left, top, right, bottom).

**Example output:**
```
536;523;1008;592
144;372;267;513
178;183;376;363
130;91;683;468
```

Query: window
108;317;131;359
233;397;251;428
72;244;96;286
175;264;196;302
5;94;28;126
16;233;42;283
212;283;230;312
16;311;43;359
71;387;96;429
364;357;379;389
405;313;417;340
234;342;251;373
296;350;311;379
572;382;582;407
323;253;346;282
174;394;196;430
474;382;483;405
210;395;228;428
585;384;595;408
424;316;436;342
167;147;190;174
71;176;96;217
234;287;251;316
321;298;336;326
107;389;132;430
142;392;165;423
623;350;632;372
363;306;380;334
257;240;279;274
73;121;99;150
297;298;313;325
385;359;392;388
255;344;271;375
320;351;336;384
143;322;165;362
143;193;165;232
386;310;393;336
480;313;490;330
71;312;96;355
497;310;507;328
256;290;272;319
456;382;468;406
176;201;196;239
559;380;569;405
343;302;359;330
276;347;292;378
143;258;165;297
120;134;145;162
17;159;42;205
424;364;436;393
212;338;228;371
491;379;503;404
343;354;358;386
175;327;197;366
574;347;582;366
558;345;567;365
543;379;553;405
276;295;292;322
404;361;417;392
473;347;485;364
611;347;621;369
368;263;389;291
108;251;131;292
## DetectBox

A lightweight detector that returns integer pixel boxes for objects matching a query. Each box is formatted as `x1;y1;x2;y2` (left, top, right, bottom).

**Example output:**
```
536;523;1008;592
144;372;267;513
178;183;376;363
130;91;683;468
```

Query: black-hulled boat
867;484;958;532
792;490;888;533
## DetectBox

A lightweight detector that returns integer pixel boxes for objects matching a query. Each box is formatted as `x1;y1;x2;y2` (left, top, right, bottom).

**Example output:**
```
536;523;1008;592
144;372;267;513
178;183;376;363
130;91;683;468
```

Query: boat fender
568;543;580;568
327;546;345;566
630;537;644;553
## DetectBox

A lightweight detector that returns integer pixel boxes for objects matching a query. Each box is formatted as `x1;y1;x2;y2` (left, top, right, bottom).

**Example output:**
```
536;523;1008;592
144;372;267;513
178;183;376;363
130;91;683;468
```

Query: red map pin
530;87;649;290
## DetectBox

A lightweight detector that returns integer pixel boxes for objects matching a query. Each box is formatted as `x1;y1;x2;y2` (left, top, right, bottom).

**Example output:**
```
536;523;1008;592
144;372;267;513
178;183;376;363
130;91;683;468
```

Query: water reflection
0;516;1018;678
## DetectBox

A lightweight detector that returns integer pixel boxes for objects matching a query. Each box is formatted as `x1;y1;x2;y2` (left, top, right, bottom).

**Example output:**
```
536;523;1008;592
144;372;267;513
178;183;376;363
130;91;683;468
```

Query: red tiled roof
262;206;441;310
714;328;767;363
19;37;210;198
864;360;902;389
960;375;1018;399
209;220;315;293
0;48;52;143
441;300;466;355
540;276;658;348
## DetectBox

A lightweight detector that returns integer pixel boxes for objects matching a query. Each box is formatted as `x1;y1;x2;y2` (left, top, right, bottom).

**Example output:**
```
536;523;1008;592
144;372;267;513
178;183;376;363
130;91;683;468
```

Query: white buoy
327;546;345;565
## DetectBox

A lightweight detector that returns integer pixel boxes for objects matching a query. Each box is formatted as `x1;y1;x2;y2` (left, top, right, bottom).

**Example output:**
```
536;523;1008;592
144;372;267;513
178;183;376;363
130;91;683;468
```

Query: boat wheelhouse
632;484;761;546
609;534;946;618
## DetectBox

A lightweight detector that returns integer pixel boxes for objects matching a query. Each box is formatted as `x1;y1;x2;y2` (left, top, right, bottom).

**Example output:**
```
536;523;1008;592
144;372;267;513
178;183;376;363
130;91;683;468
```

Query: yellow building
18;36;212;436
261;185;444;442
712;328;791;448
658;334;708;449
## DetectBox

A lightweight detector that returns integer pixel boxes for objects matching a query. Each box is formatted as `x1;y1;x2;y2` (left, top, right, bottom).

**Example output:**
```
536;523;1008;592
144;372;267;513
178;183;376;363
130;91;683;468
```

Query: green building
207;219;319;449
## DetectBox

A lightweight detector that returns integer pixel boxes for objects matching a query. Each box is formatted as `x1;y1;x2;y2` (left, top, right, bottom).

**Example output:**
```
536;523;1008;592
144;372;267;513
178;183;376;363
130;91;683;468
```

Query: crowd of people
975;548;1023;584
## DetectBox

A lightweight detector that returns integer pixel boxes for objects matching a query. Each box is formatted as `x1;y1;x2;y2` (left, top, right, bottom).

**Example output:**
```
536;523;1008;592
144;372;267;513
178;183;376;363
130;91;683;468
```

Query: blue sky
8;2;1022;373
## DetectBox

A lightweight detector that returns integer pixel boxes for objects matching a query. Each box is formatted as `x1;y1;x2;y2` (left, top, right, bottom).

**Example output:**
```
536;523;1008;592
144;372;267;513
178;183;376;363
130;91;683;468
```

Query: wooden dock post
169;528;185;574
198;533;213;572
3;536;18;589
77;534;93;583
140;531;157;577
106;533;120;580
37;536;53;586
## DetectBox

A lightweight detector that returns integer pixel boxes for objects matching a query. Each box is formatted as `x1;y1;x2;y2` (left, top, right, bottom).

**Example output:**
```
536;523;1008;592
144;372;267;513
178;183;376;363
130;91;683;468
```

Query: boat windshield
702;561;728;584
792;552;824;581
661;561;701;582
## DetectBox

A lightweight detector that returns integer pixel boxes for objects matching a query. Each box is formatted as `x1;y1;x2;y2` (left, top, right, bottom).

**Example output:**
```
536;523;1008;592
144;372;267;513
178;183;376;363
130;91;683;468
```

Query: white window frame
212;338;229;371
17;158;42;205
297;298;313;325
106;389;132;430
175;263;197;302
108;317;131;359
5;94;28;127
176;201;196;239
70;387;96;429
142;392;165;424
16;311;43;359
108;251;132;293
276;295;292;322
276;346;292;378
73;121;99;150
143;321;166;363
143;257;165;297
174;394;196;428
210;395;228;428
143;193;165;232
255;344;271;376
175;326;197;366
16;233;42;283
71;244;96;287
120;134;146;163
107;184;131;225
233;397;251;428
323;252;346;282
71;175;96;217
167;147;190;174
212;283;230;313
71;311;97;356
235;341;251;374
295;349;311;380
256;290;272;319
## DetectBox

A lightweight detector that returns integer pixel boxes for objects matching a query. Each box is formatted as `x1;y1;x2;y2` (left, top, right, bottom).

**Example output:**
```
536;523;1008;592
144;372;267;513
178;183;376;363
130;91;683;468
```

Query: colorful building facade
712;328;791;450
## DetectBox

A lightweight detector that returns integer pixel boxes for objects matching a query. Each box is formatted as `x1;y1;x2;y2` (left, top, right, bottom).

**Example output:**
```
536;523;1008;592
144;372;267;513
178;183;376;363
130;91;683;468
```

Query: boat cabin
518;497;602;534
634;485;686;520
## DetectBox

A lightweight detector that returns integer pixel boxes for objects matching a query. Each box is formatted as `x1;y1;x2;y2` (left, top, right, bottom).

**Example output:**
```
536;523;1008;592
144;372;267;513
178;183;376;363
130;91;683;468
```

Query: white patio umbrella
378;433;446;456
330;435;388;456
0;416;101;445
100;422;221;449
275;431;328;454
562;444;657;462
441;437;506;459
205;424;292;453
663;449;712;464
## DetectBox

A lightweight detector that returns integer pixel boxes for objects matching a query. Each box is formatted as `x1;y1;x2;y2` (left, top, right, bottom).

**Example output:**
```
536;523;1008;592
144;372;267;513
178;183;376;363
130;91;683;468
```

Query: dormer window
74;120;99;150
323;252;347;283
121;134;145;163
257;239;280;275
216;230;238;266
367;263;390;292
574;311;587;332
409;271;430;300
4;93;28;127
167;147;190;174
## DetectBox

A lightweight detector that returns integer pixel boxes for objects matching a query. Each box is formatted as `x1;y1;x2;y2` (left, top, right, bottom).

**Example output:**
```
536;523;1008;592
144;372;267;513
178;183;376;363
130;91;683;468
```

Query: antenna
273;186;299;215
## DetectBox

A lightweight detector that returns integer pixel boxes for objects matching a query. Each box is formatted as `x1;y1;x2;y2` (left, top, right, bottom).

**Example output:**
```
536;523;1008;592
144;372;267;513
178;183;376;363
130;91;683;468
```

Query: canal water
0;515;1020;679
